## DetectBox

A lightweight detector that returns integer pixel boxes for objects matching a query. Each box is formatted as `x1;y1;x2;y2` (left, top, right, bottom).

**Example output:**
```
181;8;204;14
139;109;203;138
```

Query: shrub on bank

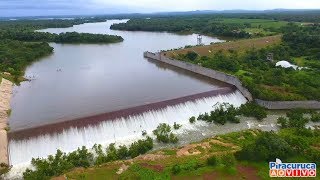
197;103;240;125
311;112;320;122
189;116;196;123
0;163;10;176
207;156;219;166
238;102;267;120
153;123;179;144
23;137;154;180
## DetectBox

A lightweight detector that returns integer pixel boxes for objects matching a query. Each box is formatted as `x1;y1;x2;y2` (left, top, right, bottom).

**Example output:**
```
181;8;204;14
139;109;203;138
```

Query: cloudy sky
1;0;320;17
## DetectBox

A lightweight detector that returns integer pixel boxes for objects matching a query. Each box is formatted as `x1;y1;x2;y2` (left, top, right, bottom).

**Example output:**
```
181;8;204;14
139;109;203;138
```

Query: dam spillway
8;90;247;166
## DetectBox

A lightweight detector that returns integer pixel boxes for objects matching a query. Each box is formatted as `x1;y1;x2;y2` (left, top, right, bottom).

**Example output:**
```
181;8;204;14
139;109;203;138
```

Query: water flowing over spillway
9;91;246;166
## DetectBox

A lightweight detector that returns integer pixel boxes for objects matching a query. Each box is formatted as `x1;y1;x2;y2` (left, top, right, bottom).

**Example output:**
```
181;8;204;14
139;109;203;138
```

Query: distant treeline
110;11;320;38
0;31;123;44
111;18;251;38
0;18;106;30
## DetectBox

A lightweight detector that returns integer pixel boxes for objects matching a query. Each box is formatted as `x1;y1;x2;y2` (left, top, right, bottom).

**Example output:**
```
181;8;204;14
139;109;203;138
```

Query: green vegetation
175;24;320;101
153;123;179;144
0;40;53;82
0;19;123;44
311;112;320;122
111;16;290;38
0;163;10;176
23;136;153;180
238;102;267;120
196;102;267;124
189;116;196;123
173;122;182;130
197;103;240;124
0;31;123;44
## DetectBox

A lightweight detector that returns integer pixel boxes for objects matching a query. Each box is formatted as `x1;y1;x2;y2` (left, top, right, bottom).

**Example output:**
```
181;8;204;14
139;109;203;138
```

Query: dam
6;20;249;178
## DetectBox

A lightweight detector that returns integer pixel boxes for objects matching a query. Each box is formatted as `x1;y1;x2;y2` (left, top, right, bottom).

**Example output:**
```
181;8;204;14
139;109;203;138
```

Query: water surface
9;20;225;130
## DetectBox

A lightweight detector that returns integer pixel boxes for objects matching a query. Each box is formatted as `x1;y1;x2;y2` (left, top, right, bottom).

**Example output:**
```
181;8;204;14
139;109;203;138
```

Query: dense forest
111;17;253;38
0;19;123;44
110;11;320;38
0;31;123;44
0;40;53;80
175;24;320;101
0;18;106;30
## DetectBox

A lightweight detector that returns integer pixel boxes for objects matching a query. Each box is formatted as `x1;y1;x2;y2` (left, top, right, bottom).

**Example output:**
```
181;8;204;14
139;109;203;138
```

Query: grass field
165;35;282;57
212;18;290;29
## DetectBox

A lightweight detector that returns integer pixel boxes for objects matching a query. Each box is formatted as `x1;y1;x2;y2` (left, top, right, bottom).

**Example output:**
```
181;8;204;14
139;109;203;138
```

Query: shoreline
0;78;13;165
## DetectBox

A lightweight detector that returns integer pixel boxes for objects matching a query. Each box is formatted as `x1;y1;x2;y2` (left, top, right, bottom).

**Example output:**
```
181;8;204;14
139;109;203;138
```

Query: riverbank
0;78;13;165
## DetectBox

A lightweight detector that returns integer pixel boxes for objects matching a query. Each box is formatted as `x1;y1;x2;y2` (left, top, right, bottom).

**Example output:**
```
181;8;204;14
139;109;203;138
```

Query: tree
277;117;288;129
185;51;198;61
286;110;309;129
153;123;178;143
235;131;293;162
129;136;153;158
310;112;320;122
117;145;128;160
239;102;267;121
207;156;219;166
189;116;196;123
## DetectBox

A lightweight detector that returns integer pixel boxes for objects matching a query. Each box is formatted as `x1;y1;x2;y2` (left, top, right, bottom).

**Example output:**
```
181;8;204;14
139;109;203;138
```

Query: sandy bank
0;78;13;165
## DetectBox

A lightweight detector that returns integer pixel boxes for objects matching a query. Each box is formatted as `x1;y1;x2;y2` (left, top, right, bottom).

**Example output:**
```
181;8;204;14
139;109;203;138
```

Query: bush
117;145;128;160
23;137;154;179
142;130;147;136
189;116;196;123
23;147;93;180
235;131;293;162
129;136;153;158
286;109;309;129
171;164;181;175
0;163;10;176
310;112;320;122
239;102;267;120
153;123;179;144
173;122;182;130
221;154;236;167
198;103;240;125
185;51;198;61
277;117;288;129
207;156;219;166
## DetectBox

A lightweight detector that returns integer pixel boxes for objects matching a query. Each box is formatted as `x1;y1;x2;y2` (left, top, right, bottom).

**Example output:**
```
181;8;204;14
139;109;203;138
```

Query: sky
1;0;320;17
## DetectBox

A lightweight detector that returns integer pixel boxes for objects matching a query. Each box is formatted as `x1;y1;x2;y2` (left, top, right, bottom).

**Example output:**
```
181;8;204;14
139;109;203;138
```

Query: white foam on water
5;91;247;179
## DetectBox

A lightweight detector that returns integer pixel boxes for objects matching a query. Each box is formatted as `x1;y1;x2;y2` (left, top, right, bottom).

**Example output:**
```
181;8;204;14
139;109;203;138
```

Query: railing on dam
144;51;320;110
